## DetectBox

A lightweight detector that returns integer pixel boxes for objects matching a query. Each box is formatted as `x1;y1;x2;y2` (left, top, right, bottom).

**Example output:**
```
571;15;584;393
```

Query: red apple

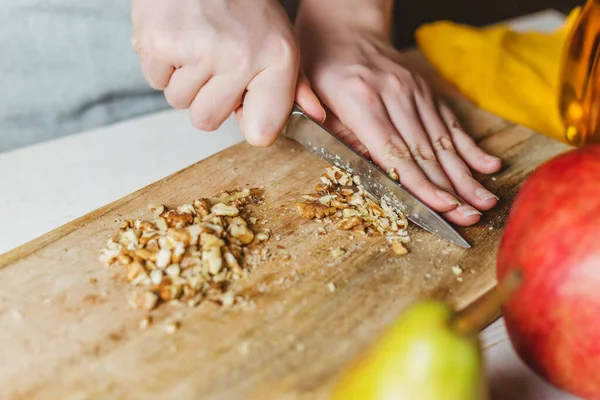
497;144;600;399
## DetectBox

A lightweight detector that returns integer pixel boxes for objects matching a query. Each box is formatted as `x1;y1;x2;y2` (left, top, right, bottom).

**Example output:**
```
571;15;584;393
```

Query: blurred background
282;0;582;48
391;0;582;48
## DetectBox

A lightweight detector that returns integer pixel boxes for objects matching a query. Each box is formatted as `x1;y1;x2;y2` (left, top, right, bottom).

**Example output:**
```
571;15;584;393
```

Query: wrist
297;0;393;38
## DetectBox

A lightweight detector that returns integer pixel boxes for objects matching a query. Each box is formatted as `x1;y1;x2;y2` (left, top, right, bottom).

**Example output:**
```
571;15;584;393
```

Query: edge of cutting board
0;142;245;269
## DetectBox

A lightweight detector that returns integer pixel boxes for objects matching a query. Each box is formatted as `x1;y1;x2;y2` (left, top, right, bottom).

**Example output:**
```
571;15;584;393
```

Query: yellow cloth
415;10;581;143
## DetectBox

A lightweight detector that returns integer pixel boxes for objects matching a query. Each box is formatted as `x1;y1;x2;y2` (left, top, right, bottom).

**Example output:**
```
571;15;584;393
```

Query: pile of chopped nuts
99;188;265;311
296;166;410;255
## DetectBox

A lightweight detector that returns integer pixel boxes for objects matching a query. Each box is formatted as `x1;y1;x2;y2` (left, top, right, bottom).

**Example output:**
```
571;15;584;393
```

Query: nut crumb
387;168;400;181
451;265;463;276
390;239;408;256
256;231;270;242
425;273;431;279
327;282;336;292
330;248;346;258
139;316;152;330
164;321;180;335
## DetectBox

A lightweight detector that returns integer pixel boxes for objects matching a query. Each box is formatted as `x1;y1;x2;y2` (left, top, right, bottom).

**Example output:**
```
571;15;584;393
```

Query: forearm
297;0;393;35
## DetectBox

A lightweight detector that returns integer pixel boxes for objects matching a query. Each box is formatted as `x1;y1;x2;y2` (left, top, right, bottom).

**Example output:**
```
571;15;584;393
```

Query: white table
0;9;579;399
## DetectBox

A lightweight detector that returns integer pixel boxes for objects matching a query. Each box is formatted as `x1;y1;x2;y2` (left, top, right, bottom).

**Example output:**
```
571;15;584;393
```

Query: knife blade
283;106;470;248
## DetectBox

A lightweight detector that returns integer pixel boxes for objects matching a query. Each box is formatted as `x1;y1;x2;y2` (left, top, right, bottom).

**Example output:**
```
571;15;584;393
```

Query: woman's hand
131;0;324;146
296;1;501;226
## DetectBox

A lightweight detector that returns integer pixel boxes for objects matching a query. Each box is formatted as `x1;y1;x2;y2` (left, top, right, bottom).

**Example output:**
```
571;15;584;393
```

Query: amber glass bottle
559;0;600;146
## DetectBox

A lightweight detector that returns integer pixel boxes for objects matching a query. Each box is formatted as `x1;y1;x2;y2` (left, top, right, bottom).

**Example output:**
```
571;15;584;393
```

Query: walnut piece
296;202;337;219
387;168;400;181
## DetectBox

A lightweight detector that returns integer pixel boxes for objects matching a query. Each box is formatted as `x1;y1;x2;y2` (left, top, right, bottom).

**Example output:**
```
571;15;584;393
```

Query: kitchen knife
283;105;471;248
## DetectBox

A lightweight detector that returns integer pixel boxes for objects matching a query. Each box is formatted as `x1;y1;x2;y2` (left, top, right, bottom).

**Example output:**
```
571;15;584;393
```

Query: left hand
295;7;501;227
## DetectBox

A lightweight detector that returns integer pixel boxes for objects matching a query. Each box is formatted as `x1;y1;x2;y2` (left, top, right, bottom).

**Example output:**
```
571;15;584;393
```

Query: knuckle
385;73;406;91
457;171;474;184
347;77;378;105
382;139;412;164
228;41;253;71
145;34;170;58
411;144;437;163
432;136;457;154
267;35;298;65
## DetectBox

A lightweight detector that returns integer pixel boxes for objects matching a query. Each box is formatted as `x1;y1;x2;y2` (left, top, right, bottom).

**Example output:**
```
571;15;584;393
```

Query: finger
189;74;247;131
136;48;175;90
164;65;212;109
235;105;244;129
240;66;297;147
438;100;502;174
443;205;482;226
323;111;369;157
296;71;326;123
413;86;499;211
381;81;458;201
329;80;458;212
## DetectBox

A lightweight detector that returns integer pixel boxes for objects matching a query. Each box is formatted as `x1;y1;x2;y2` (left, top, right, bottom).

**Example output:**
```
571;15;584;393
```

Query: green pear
331;300;488;400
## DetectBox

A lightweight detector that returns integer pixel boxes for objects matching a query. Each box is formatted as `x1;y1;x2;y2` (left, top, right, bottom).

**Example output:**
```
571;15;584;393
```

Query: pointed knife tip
456;238;472;249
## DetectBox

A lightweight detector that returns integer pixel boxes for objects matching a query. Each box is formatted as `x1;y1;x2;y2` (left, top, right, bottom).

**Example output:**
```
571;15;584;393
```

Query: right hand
131;0;324;146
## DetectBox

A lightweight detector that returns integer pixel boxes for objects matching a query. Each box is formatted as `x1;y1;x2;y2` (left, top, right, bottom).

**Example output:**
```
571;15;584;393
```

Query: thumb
295;71;326;123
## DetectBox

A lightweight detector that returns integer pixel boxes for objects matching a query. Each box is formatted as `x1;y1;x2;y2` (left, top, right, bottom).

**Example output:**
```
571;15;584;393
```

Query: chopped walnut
330;248;346;258
296;202;337;219
338;216;362;230
255;231;270;242
211;203;239;217
128;289;158;311
228;224;254;244
297;166;410;255
148;204;165;217
99;188;265;314
390;239;408;256
164;210;193;228
387;168;400;181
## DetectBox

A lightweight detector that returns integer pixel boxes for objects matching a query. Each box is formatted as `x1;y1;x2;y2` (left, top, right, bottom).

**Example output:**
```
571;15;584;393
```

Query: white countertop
0;9;579;399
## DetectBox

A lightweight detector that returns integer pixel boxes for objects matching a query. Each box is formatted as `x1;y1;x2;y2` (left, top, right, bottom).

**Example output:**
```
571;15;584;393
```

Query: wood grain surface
0;50;570;399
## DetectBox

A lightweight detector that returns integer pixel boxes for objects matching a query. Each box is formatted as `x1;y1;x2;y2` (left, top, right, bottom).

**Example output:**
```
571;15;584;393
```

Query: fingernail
457;205;482;217
476;188;499;201
436;190;461;207
320;107;327;123
485;155;500;163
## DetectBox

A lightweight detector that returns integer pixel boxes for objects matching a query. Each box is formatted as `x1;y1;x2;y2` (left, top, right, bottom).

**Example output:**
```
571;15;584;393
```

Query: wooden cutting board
0;50;569;400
